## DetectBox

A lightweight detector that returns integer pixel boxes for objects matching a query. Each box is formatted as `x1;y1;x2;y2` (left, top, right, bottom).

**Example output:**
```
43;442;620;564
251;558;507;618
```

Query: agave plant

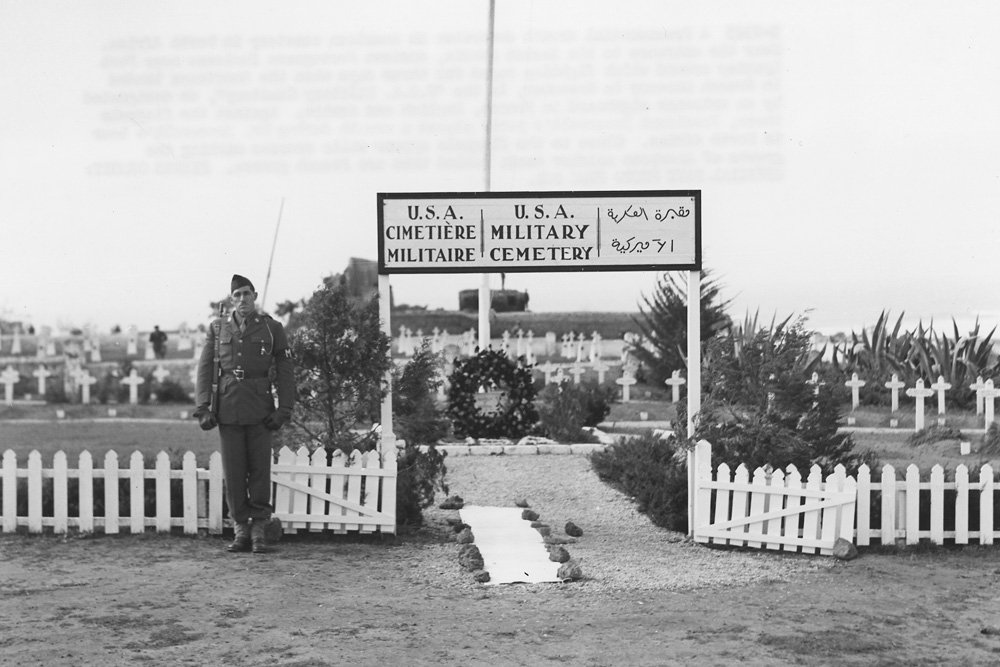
907;318;999;409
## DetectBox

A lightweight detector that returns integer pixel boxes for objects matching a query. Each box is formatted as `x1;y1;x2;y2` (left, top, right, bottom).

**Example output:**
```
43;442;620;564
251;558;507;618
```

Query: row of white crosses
396;326;612;362
841;371;1000;431
0;363;181;406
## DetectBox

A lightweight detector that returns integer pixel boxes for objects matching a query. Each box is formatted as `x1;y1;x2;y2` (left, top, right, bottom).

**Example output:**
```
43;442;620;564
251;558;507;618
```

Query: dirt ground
4;461;1000;666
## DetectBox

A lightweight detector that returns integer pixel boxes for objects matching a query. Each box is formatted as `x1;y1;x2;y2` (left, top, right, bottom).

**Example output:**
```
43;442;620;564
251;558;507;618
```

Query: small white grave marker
616;370;637;403
905;379;935;432
77;370;98;404
930;375;951;415
122;369;145;405
884;374;906;413
970;376;986;415
32;365;53;397
561;333;573;359
591;358;611;384
152;365;171;384
845;373;866;411
589;332;602;362
576;333;586;362
11;328;21;355
178;326;192;351
1;365;20;405
126;326;138;356
664;370;686;404
569;361;586;385
981;380;1000;430
537;361;558;385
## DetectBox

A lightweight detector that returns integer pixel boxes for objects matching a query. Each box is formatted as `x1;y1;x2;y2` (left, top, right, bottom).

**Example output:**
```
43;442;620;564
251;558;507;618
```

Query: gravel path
424;453;833;593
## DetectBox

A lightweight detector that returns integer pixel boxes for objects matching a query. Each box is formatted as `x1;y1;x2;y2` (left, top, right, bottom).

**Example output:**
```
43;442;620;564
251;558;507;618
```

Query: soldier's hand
264;406;291;431
195;408;218;431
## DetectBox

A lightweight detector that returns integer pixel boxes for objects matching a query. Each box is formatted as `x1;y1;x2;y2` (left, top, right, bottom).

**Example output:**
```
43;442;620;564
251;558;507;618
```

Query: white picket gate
0;445;396;535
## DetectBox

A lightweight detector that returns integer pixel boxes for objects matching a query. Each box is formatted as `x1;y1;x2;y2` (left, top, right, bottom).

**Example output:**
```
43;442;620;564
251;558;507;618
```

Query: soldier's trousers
218;423;273;523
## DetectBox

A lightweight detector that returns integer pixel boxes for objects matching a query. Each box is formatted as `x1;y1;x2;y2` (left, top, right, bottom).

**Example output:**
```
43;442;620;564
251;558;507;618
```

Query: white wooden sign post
378;189;703;533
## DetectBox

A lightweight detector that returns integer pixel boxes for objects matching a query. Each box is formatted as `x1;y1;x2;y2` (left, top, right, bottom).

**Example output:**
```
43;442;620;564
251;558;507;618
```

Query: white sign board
378;190;700;274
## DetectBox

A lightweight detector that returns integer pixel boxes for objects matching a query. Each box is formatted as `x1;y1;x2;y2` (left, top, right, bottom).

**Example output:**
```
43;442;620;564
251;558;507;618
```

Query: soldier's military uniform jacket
196;312;295;425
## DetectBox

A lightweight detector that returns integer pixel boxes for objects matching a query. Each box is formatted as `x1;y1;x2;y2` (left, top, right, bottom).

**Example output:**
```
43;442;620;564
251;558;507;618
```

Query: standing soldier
194;274;295;554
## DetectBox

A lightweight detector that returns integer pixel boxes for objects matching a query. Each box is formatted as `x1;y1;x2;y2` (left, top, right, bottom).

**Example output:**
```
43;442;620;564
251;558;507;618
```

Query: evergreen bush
590;431;689;531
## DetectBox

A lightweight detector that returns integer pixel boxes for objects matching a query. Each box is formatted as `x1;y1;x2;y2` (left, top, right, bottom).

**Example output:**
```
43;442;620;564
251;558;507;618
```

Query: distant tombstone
981;380;1000;430
33;365;53;397
537;361;558;384
970;376;986;416
464;329;477;357
544;332;557;357
500;330;511;358
665;370;686;404
122;369;145;405
560;333;573;359
431;327;443;354
78;370;98;404
884;374;906;413
569;361;586;385
524;343;536;366
515;329;525;357
126;326;138;356
525;330;535;358
45;334;57;357
1;365;20;404
591;358;611;384
576;333;586;362
551;367;567;385
616;369;637;403
178;325;193;351
36;331;49;359
10;328;21;355
905;379;935;431
930;375;951;415
589;332;602;361
144;339;156;360
844;373;866;411
153;365;171;384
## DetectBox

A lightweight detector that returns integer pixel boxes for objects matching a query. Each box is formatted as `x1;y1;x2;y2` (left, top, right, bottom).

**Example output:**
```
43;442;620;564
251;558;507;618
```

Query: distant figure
149;325;168;359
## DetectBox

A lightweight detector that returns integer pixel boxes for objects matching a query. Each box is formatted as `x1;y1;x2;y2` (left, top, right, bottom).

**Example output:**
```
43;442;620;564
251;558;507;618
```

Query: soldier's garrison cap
231;274;255;293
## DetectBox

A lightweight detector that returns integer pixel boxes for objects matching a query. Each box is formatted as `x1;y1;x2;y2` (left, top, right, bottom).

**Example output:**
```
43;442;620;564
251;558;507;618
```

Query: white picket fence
694;454;1000;551
855;463;996;546
0;445;396;535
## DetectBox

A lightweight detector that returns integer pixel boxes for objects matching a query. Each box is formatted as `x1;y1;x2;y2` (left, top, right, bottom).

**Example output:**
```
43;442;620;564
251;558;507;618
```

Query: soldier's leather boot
251;519;268;554
227;522;251;552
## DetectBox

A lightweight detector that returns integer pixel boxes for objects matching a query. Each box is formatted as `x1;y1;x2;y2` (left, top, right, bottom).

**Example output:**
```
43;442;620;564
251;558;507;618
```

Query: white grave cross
884;374;906;413
569;361;587;385
970;376;986;415
77;370;98;404
1;365;20;405
122;369;145;405
616;370;637;403
905;379;935;431
537;361;558;385
591;358;611;384
33;365;53;397
845;373;866;411
981;380;1000;430
664;370;686;404
930;375;951;415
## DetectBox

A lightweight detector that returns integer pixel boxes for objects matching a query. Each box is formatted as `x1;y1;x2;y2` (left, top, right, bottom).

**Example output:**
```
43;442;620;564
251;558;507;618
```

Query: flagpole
478;0;496;351
261;197;284;310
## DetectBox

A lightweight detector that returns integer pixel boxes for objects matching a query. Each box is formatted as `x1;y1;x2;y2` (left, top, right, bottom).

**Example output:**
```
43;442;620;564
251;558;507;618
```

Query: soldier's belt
223;369;269;381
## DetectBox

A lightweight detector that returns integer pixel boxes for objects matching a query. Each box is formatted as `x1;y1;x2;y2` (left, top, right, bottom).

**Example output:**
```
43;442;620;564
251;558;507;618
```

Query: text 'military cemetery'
378;190;701;274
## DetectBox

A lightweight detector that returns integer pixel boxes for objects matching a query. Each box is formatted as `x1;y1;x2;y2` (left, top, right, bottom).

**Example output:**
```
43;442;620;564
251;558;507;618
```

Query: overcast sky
2;0;998;336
